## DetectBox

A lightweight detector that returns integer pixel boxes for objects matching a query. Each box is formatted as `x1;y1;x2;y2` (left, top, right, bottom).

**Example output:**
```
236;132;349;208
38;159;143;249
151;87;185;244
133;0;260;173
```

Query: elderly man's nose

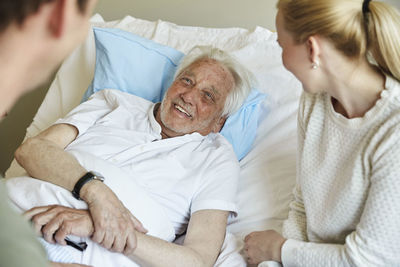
181;89;196;104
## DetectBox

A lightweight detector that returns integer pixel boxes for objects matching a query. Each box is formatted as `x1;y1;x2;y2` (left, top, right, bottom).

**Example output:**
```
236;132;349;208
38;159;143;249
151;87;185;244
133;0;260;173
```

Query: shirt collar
148;103;162;136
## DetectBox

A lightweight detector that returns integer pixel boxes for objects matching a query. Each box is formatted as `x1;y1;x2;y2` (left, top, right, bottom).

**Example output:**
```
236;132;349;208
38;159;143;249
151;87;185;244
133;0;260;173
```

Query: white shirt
281;76;400;266
57;89;239;235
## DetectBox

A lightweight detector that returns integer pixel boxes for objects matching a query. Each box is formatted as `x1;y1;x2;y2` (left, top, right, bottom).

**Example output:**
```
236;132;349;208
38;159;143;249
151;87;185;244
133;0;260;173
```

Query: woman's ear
307;35;321;66
48;0;66;38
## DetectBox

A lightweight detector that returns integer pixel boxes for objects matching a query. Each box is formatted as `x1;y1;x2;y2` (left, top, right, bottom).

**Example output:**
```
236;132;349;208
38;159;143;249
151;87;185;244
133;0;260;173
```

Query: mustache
172;99;194;117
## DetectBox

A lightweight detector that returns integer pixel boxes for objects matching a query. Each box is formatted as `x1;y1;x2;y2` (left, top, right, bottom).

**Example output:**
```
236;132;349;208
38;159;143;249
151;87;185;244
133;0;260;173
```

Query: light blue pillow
83;27;267;160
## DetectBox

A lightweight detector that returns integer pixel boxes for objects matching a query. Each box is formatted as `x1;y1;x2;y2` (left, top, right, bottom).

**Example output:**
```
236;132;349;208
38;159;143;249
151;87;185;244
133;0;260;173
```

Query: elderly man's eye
204;91;214;102
181;77;192;85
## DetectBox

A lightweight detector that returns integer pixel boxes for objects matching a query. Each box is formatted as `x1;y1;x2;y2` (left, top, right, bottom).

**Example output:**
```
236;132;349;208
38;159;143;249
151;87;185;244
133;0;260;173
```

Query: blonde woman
244;0;400;266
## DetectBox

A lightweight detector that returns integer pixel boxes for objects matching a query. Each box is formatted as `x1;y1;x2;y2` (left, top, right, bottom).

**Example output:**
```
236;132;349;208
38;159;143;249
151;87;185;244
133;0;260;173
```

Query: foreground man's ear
48;0;67;38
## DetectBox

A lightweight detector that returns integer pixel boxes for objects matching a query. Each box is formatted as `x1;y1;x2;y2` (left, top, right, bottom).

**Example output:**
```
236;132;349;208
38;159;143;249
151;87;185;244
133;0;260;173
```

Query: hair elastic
362;0;372;13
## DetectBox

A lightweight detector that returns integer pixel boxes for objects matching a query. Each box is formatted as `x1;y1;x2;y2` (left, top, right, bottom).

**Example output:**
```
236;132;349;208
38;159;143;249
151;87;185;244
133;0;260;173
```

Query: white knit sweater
281;76;400;267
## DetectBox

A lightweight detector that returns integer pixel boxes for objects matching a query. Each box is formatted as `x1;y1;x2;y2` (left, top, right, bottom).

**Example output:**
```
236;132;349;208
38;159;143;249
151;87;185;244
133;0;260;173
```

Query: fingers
123;230;137;256
244;233;254;264
130;214;147;233
93;221;137;254
95;226;137;254
111;233;126;253
91;225;105;244
101;231;114;250
91;222;115;250
42;215;64;244
26;205;93;246
244;246;256;265
24;205;52;221
244;233;251;242
26;205;60;236
88;191;140;254
53;221;74;245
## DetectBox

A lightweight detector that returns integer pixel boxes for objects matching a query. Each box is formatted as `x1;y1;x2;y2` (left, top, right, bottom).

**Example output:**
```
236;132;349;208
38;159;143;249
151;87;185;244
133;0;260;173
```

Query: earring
311;61;319;69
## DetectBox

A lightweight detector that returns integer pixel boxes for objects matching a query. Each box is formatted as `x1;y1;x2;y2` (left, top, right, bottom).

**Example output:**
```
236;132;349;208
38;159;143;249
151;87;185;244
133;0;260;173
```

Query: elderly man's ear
213;116;227;133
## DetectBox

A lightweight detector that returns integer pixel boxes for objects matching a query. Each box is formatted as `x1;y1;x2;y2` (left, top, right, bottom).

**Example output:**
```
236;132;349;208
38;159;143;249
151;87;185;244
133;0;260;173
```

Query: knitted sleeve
282;94;308;241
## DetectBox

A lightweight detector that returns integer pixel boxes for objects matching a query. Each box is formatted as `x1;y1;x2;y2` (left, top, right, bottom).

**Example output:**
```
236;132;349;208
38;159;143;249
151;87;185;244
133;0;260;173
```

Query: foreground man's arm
27;205;229;267
15;124;146;254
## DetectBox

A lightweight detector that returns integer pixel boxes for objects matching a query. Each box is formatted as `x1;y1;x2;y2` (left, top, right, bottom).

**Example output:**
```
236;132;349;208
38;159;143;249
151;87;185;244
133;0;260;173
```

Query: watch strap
72;172;103;200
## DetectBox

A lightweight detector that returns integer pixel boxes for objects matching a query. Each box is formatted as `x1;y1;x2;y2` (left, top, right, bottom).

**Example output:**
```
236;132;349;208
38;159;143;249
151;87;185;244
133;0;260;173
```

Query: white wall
93;0;279;30
385;0;400;8
93;0;400;31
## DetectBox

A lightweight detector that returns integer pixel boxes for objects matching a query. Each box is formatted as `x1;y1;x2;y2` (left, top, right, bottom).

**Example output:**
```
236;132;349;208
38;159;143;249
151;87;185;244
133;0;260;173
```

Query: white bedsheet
5;14;302;267
6;150;176;267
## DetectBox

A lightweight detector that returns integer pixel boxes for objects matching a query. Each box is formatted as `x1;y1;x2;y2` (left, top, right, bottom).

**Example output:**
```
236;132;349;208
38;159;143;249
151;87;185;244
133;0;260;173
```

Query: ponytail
366;1;400;81
277;0;400;82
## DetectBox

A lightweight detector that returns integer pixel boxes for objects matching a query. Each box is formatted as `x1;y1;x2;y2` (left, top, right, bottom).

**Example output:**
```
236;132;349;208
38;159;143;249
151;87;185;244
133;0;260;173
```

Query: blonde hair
277;0;400;82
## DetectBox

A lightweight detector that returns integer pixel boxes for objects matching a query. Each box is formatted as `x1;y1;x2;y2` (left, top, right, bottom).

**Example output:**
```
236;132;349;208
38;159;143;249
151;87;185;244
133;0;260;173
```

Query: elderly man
0;0;97;267
10;46;253;267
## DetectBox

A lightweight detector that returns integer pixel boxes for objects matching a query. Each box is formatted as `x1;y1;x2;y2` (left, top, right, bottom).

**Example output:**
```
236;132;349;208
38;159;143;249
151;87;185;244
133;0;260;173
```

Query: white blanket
6;150;176;267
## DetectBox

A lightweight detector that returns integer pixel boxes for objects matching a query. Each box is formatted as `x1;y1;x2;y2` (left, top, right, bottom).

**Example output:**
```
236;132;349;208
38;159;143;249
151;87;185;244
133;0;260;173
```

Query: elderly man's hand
25;205;94;244
80;181;147;255
244;230;286;265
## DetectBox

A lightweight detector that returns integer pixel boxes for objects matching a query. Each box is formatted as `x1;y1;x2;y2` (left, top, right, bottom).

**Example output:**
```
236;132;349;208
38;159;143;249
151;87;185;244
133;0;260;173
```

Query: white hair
174;46;255;117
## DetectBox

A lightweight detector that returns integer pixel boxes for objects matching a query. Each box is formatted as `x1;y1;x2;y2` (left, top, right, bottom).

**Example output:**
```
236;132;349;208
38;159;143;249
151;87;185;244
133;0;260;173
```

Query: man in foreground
10;46;253;266
0;0;97;266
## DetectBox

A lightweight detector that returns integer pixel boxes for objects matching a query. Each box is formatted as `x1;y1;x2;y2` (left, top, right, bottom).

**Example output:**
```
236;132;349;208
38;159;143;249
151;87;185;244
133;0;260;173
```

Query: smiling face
157;58;235;137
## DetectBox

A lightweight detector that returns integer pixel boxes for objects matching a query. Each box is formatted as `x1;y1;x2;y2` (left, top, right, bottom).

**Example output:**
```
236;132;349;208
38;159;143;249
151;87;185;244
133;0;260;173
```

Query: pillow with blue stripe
82;27;266;160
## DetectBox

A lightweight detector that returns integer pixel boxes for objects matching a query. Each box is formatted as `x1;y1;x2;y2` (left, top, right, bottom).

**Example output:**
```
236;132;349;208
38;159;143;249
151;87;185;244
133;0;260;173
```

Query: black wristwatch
72;171;105;200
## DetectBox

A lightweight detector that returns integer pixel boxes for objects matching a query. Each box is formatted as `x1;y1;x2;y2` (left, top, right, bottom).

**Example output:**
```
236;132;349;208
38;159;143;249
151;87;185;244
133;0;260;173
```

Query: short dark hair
0;0;89;33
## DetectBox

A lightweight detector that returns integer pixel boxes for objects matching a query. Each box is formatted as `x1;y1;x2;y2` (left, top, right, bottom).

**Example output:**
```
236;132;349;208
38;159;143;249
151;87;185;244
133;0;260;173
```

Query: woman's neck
326;59;385;119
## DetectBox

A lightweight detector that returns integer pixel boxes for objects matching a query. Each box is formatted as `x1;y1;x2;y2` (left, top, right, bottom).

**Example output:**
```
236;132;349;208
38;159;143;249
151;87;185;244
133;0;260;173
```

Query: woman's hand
244;230;286;265
80;181;148;255
25;205;94;245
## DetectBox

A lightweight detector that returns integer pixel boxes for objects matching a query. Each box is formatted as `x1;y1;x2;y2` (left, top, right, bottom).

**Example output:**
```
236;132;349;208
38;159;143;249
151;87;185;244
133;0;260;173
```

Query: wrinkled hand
50;262;92;267
244;230;286;265
81;181;147;255
25;205;94;245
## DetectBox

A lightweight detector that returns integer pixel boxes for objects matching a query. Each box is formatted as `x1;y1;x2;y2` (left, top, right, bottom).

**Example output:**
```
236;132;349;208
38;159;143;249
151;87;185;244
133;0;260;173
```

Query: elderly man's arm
15;124;85;189
15;124;146;254
131;210;229;267
27;206;229;267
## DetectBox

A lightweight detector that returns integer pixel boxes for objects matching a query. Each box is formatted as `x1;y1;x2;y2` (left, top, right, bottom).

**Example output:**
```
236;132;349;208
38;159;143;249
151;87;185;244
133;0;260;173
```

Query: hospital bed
5;14;301;266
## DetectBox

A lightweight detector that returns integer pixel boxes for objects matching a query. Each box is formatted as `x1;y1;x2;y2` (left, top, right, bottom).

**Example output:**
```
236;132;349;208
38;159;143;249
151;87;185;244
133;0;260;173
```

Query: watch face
90;171;105;181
